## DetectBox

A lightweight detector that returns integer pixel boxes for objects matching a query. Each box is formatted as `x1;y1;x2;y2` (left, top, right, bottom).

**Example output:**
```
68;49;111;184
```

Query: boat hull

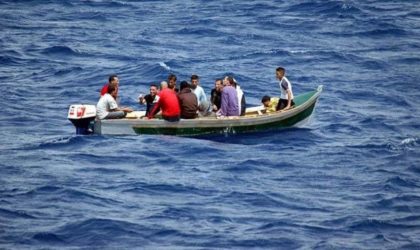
93;86;323;136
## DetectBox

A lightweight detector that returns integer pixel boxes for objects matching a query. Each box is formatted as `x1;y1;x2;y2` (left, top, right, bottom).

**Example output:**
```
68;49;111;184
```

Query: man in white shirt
191;74;210;116
276;67;295;111
96;84;133;119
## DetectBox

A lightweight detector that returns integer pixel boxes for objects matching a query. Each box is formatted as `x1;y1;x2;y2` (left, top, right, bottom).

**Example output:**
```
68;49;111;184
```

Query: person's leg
276;99;287;111
105;111;126;119
198;101;212;117
276;99;295;111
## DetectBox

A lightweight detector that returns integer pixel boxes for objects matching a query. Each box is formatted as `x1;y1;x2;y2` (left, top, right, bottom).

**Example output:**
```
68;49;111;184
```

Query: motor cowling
68;104;96;134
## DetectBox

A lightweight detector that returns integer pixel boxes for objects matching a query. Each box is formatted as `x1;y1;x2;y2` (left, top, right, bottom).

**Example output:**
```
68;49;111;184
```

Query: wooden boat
92;85;323;136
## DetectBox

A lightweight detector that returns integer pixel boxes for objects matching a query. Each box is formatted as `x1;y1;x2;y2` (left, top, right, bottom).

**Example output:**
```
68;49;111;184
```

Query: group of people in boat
96;67;294;121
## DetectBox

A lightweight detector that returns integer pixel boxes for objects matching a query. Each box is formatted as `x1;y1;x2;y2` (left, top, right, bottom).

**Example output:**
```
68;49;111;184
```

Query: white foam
159;62;171;71
400;138;418;146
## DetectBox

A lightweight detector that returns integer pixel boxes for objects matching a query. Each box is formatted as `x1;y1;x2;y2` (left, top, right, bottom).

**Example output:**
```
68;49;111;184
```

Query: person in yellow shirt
261;96;280;113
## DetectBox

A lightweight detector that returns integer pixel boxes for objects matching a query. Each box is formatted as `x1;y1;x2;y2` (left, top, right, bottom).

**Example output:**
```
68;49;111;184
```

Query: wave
32;218;150;246
41;45;83;57
21;185;122;206
28;136;87;150
53;66;83;76
159;62;171;71
0;207;37;219
349;217;420;231
354;27;409;37
388;137;419;152
219;191;328;212
122;182;215;197
285;1;363;17
176;27;222;37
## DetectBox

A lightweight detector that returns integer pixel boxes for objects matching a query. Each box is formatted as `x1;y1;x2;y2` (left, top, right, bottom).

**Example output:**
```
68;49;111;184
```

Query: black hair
150;84;158;88
191;74;199;80
276;67;285;73
227;76;236;87
168;74;177;81
261;95;271;103
108;74;118;83
180;81;190;90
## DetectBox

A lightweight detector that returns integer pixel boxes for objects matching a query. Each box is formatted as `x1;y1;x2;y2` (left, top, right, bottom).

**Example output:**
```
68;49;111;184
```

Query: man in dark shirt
139;84;159;116
210;79;223;112
177;81;198;119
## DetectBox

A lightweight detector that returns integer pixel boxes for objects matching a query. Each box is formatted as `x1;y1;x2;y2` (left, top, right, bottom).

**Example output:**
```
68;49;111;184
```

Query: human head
168;74;177;89
180;81;190;90
214;79;223;91
276;67;285;80
107;82;118;98
226;76;235;86
150;84;158;96
222;76;229;86
108;74;119;85
160;81;168;90
190;74;199;89
231;78;238;88
261;95;271;107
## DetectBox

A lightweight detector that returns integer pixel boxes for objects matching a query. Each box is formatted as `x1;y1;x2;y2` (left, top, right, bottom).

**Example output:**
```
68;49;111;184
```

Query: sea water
0;1;419;249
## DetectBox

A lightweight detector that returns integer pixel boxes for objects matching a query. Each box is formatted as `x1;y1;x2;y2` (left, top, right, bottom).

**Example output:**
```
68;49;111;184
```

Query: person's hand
212;105;218;111
138;94;145;104
123;107;133;113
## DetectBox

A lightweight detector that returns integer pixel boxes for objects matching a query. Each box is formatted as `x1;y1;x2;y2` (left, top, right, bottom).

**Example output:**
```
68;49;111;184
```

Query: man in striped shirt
276;67;295;111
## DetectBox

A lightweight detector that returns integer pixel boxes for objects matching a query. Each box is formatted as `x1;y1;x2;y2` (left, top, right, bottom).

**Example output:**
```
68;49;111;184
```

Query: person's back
219;85;239;117
178;81;198;119
148;88;180;121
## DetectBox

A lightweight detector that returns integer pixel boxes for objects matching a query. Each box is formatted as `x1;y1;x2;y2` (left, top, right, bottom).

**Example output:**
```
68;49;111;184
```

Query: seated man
160;81;168;92
190;74;210;115
177;81;198;119
96;84;132;119
139;84;160;116
261;95;279;113
210;79;223;112
148;86;180;122
217;77;239;117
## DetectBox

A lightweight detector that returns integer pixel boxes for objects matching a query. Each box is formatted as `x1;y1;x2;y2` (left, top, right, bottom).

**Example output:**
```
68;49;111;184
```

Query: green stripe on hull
132;102;316;136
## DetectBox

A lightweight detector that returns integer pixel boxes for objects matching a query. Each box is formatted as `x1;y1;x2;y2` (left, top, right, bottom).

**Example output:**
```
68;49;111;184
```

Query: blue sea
1;1;419;249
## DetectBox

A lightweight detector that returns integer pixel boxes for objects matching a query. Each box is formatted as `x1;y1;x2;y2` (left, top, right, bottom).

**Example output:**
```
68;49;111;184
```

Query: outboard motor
68;104;96;134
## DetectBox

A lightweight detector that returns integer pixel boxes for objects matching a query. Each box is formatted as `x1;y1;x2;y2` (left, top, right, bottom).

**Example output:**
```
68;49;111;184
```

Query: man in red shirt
100;74;119;96
148;88;181;122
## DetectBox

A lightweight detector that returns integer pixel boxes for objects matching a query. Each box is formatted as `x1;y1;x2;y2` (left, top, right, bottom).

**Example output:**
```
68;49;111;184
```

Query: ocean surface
1;0;419;249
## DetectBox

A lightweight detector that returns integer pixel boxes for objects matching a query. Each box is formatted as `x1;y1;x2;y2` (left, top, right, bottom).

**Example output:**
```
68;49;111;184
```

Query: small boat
68;85;323;136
